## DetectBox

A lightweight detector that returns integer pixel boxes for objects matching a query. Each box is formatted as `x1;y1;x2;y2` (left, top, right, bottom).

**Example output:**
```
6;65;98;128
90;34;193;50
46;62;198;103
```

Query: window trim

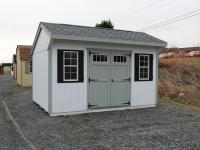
63;51;79;82
92;54;108;64
113;55;127;64
25;61;32;74
139;54;149;80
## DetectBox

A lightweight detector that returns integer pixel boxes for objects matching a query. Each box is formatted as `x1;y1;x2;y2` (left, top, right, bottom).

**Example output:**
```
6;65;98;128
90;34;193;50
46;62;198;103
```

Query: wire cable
139;9;200;31
115;0;165;22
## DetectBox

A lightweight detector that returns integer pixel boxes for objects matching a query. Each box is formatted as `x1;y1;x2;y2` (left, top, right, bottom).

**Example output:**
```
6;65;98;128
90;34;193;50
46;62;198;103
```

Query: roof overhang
51;34;167;48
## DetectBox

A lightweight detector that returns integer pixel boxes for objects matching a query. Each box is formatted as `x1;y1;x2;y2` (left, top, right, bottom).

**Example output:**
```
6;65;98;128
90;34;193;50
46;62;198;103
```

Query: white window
114;55;127;63
139;55;149;80
93;54;107;62
63;51;78;81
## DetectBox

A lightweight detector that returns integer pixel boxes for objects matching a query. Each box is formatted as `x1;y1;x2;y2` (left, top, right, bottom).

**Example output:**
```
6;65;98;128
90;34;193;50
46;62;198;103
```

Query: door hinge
122;101;130;105
122;77;131;82
88;77;99;82
88;103;98;108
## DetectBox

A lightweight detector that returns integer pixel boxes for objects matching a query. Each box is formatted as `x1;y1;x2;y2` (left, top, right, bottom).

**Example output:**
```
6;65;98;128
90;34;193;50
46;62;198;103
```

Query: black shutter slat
57;50;63;83
135;53;139;81
78;51;84;82
149;54;153;81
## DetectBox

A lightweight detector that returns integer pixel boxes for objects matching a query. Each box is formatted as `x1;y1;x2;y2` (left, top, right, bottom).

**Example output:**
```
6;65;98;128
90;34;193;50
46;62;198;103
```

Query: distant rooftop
16;45;32;61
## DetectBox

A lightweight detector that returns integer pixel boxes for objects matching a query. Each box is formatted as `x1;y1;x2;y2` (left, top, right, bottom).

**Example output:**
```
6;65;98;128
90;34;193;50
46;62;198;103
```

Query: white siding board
51;44;87;113
33;51;49;111
131;49;158;107
32;29;50;112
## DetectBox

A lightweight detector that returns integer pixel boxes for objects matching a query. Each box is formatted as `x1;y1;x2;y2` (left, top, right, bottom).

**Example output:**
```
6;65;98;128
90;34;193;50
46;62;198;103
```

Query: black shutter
57;50;63;83
149;54;153;81
135;53;139;81
78;51;84;82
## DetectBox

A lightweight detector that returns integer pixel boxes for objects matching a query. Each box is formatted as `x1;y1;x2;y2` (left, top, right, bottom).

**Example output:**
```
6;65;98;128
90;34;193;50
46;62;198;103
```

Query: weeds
159;57;200;107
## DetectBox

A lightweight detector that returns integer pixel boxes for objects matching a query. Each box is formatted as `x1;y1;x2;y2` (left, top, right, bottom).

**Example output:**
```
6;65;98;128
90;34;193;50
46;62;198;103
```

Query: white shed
32;22;167;116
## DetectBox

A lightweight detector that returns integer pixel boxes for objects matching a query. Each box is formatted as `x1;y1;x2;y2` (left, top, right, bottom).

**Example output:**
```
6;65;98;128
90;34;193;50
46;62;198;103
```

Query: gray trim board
48;40;53;114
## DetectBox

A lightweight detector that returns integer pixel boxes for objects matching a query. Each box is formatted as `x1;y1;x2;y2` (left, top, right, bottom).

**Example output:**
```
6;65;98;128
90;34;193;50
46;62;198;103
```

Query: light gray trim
32;26;42;54
48;41;53;114
86;49;90;110
155;49;159;105
51;34;167;47
87;48;133;53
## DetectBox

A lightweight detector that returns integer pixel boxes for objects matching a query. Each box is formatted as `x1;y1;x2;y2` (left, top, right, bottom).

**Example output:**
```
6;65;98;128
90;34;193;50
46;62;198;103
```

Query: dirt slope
159;58;200;106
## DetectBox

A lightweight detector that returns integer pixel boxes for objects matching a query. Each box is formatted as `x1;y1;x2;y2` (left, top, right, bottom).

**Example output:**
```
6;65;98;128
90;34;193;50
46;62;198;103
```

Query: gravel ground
0;76;200;150
0;76;30;149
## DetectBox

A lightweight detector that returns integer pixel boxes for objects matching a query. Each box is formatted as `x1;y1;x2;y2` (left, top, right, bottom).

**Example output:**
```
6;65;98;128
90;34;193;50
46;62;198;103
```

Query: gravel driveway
0;76;200;150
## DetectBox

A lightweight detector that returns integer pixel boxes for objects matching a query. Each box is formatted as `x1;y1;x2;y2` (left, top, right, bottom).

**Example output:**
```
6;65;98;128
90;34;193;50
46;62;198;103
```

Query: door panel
89;82;109;107
89;52;110;107
111;53;130;106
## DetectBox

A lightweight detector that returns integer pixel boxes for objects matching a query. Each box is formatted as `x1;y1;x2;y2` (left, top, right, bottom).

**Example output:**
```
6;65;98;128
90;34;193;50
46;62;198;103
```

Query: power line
139;8;200;31
115;0;166;22
142;12;200;31
141;9;200;30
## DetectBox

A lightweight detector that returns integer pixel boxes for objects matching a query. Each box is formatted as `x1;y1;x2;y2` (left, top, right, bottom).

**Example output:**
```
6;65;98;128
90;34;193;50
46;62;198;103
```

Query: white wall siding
50;40;158;114
131;49;158;107
51;44;88;113
32;29;50;112
33;51;49;111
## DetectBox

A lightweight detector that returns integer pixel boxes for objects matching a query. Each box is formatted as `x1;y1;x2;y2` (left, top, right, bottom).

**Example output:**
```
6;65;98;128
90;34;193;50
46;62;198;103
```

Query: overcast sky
0;0;200;63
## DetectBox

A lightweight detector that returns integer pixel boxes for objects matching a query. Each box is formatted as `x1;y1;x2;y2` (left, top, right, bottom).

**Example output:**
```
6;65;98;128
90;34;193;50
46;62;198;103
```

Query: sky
0;0;200;63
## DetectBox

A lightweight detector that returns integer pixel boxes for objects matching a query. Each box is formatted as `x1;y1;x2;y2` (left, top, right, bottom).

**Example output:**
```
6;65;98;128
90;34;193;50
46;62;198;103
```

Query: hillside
159;57;200;107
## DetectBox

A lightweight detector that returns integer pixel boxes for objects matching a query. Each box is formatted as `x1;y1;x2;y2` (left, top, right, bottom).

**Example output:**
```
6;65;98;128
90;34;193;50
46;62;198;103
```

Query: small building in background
16;45;32;87
12;54;17;79
0;64;2;75
0;63;12;75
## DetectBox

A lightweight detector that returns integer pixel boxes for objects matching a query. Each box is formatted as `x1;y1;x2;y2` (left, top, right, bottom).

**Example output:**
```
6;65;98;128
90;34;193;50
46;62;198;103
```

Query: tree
95;19;114;29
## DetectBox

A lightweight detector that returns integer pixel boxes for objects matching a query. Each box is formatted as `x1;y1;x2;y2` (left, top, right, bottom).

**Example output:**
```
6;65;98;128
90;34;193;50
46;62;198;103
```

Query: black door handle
111;79;114;82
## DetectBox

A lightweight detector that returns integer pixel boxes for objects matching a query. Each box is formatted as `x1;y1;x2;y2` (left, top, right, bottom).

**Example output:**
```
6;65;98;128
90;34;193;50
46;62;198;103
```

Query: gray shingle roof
40;22;166;46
